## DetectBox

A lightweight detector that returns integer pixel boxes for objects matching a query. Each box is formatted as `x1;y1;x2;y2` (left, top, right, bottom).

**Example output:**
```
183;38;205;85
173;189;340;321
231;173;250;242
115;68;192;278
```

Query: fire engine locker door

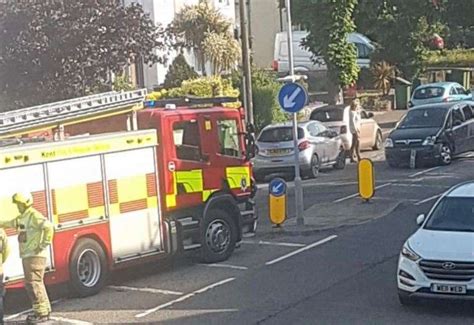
0;164;54;281
104;147;162;261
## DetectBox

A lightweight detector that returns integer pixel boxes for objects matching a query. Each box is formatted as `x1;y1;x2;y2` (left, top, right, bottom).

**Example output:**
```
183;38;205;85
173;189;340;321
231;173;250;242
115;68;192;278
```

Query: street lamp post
285;0;304;226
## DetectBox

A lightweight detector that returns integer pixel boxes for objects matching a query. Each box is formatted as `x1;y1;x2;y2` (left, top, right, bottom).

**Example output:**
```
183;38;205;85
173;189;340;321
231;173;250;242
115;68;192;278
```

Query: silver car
252;121;346;182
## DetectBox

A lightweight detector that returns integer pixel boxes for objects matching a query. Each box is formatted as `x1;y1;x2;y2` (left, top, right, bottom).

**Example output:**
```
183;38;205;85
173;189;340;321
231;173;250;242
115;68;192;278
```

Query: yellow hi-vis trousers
22;257;51;316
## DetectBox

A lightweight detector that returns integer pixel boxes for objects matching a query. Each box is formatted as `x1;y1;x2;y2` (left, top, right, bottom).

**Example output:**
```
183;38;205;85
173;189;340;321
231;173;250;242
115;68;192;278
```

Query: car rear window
258;127;304;143
413;87;444;100
310;108;344;122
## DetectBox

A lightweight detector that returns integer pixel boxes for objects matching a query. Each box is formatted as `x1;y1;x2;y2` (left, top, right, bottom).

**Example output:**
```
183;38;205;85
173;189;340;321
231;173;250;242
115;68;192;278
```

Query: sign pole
285;0;304;226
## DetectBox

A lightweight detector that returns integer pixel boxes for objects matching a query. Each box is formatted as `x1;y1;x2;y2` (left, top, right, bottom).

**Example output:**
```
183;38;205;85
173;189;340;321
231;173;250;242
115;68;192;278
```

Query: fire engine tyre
69;238;108;297
201;209;237;263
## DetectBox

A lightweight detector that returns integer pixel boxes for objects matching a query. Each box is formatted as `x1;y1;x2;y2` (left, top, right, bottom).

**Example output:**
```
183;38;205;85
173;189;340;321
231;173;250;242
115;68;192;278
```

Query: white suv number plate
431;284;467;294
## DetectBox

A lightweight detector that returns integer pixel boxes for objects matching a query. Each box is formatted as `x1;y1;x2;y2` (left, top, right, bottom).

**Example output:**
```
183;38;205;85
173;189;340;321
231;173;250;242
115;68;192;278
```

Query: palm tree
168;1;231;76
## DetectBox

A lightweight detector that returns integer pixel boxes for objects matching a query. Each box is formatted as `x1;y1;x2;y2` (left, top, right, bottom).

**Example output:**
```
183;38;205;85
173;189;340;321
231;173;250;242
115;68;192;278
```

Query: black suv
385;101;474;167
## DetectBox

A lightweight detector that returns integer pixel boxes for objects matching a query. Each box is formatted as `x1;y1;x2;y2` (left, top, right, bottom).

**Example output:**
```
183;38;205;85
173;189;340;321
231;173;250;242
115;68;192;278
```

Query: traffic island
257;197;404;237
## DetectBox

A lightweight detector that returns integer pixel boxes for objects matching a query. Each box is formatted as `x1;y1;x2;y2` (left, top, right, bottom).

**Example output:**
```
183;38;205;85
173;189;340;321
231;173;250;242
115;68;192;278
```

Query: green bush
147;75;240;108
425;49;474;67
230;68;288;132
163;54;199;88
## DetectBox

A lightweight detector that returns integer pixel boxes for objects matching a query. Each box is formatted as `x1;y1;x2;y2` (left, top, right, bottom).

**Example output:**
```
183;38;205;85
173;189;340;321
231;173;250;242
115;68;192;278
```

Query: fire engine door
104;147;162;261
170;117;212;205
0;164;54;281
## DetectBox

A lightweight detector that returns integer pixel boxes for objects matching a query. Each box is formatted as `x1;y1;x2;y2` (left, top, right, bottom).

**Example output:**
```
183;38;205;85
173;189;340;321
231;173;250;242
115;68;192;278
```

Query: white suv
397;182;474;305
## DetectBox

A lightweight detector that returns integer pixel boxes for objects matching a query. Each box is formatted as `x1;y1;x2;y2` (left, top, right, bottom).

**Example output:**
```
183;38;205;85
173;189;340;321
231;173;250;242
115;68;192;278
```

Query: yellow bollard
358;158;375;201
269;178;287;226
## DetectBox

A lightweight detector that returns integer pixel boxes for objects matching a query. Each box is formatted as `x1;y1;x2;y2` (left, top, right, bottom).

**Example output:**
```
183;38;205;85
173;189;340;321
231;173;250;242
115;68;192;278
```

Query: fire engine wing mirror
244;132;256;161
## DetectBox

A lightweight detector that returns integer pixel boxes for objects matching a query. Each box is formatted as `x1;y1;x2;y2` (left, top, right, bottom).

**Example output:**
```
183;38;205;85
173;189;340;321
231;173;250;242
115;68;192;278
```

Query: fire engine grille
419;260;474;282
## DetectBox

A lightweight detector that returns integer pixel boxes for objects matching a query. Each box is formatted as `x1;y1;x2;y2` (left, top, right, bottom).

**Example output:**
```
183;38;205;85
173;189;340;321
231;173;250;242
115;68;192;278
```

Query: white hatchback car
309;104;383;152
397;182;474;305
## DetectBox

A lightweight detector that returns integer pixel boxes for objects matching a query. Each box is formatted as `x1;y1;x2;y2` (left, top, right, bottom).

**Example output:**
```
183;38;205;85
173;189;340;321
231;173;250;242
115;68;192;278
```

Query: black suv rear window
414;87;444;99
310;108;344;122
258;127;304;142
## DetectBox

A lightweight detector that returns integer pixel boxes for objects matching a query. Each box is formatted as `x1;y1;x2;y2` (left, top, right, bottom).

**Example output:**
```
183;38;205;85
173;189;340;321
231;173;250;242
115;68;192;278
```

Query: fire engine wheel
201;209;237;263
69;238;108;297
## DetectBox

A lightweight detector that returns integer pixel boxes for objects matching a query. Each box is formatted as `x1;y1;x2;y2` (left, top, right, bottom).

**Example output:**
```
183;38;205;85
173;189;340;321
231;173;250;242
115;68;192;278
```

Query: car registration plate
268;149;291;156
431;284;467;294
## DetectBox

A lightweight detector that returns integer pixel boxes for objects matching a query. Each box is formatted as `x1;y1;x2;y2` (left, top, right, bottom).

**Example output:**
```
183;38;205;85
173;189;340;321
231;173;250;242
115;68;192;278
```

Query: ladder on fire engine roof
144;96;239;108
0;89;147;139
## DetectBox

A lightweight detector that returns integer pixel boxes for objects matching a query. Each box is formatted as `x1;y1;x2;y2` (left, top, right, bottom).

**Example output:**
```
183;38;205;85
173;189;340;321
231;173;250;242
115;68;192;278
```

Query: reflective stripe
202;189;217;202
226;166;250;189
176;170;203;193
166;194;176;208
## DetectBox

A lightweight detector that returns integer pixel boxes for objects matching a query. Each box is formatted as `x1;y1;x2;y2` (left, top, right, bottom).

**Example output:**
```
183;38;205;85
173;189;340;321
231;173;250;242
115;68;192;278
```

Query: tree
202;32;241;75
355;0;446;80
292;0;360;104
167;1;234;76
163;54;198;88
0;0;166;111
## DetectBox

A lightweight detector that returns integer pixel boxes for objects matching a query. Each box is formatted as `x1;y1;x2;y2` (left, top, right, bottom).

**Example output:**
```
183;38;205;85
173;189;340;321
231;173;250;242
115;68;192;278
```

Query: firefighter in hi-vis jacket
0;227;10;325
0;192;54;324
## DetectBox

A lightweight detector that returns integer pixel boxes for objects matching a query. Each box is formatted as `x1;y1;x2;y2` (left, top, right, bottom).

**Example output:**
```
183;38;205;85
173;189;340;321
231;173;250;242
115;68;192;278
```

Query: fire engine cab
0;90;257;297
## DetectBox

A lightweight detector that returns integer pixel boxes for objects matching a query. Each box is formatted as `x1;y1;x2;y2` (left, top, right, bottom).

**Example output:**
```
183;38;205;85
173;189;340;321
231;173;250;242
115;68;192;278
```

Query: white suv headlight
401;244;420;261
422;136;436;146
384;138;394;148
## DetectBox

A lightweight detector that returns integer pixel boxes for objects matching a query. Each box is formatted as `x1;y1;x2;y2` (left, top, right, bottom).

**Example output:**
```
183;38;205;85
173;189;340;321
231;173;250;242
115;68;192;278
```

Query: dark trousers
0;287;4;324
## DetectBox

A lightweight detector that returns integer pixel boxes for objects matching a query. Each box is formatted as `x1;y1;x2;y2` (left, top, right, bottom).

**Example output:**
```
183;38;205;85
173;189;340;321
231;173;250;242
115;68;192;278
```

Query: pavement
7;109;474;324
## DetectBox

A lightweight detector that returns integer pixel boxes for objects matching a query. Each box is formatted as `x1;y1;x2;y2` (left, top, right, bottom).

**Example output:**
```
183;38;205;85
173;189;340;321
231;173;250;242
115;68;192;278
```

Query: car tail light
298;140;310;151
340;125;347;134
272;60;278;71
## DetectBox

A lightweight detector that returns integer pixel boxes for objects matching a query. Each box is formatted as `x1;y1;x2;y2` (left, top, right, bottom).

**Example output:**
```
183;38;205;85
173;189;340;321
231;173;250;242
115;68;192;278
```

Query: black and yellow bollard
358;158;375;202
268;178;287;226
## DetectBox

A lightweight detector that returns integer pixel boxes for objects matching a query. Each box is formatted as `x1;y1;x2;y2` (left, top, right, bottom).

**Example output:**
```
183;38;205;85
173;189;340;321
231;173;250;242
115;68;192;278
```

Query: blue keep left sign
269;178;287;197
278;83;308;113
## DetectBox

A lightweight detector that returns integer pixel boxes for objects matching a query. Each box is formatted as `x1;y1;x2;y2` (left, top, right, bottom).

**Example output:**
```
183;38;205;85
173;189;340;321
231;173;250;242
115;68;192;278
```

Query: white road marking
408;166;440;178
108;285;183;296
50;316;93;324
241;240;306;248
265;235;338;266
414;194;442;206
135;277;236;318
199;263;248;270
332;183;392;203
5;299;62;321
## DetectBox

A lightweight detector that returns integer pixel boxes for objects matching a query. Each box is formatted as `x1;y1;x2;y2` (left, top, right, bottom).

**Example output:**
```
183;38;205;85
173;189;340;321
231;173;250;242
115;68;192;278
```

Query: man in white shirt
349;99;361;162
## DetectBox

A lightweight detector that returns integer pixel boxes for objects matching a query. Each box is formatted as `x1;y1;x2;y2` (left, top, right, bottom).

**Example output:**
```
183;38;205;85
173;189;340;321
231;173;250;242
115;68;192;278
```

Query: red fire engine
0;90;257;297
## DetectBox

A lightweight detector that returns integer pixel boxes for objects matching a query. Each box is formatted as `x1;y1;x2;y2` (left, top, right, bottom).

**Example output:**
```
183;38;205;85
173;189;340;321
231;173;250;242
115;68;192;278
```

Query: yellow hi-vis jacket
0;207;54;259
0;228;10;279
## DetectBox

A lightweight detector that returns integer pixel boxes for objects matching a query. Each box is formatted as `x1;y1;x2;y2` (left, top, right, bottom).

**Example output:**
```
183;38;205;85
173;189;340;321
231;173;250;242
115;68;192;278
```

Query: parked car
252;121;346;182
273;31;374;74
408;82;472;108
385;101;474;167
309;104;383;152
397;181;474;305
